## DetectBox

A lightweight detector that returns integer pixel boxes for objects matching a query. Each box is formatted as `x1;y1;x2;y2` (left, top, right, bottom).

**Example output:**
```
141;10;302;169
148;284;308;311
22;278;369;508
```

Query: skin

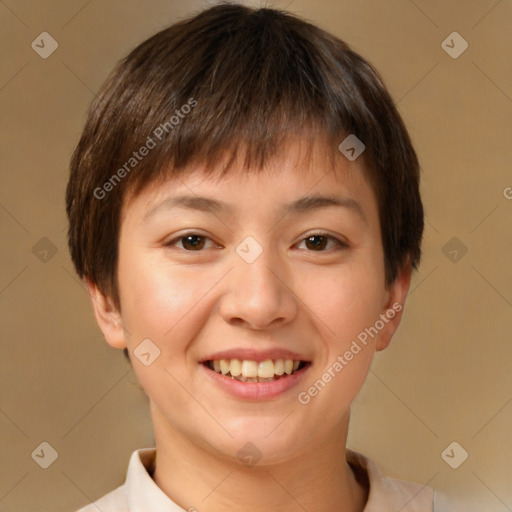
87;136;411;512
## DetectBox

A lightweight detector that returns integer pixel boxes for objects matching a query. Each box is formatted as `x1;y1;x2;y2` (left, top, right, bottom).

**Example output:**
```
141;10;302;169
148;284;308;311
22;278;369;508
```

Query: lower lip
200;363;310;400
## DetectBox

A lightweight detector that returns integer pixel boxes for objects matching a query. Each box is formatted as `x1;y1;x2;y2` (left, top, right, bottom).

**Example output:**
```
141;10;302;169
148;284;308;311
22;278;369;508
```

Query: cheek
116;254;210;407
118;260;184;339
117;252;218;352
298;258;385;344
292;257;384;412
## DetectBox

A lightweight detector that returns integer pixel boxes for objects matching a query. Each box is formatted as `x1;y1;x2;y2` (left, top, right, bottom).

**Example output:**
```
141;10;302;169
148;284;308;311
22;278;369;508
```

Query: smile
204;358;308;382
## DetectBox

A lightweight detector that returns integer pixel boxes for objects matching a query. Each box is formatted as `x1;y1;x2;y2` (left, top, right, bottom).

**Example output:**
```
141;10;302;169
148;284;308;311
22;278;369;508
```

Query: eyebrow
142;193;366;223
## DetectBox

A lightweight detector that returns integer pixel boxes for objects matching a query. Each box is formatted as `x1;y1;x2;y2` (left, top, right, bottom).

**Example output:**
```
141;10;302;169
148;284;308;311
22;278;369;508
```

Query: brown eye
297;233;348;252
305;235;328;251
165;233;216;251
181;235;206;250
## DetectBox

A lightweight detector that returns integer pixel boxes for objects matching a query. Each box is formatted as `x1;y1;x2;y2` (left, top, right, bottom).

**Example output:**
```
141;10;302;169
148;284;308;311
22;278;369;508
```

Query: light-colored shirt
76;447;449;511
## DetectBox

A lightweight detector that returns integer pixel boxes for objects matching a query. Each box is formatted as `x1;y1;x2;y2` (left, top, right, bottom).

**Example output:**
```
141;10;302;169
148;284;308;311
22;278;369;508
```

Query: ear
85;278;127;350
375;264;412;352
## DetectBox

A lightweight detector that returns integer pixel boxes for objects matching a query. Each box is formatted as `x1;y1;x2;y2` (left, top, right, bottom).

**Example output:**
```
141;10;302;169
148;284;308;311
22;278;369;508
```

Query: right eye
164;233;218;251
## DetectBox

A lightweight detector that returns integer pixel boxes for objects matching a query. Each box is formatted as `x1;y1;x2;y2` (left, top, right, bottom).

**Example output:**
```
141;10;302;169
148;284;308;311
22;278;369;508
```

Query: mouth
203;358;309;383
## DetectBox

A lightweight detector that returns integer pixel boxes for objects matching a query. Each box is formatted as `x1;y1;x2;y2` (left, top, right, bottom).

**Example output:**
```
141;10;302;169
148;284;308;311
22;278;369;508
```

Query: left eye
165;233;347;252
296;234;347;251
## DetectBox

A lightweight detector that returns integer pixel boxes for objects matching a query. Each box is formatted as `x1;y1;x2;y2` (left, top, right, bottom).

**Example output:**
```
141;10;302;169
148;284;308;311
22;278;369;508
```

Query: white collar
123;447;434;511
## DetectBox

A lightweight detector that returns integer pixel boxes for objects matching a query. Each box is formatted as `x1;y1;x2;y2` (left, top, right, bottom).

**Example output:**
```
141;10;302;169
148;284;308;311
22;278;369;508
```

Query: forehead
122;135;377;222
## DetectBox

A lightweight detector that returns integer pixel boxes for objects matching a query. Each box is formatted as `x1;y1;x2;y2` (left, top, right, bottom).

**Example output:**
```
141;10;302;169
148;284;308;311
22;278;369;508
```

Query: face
90;137;410;465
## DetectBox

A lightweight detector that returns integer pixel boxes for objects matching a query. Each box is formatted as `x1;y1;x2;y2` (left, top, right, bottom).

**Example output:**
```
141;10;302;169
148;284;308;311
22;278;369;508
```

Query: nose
218;247;298;331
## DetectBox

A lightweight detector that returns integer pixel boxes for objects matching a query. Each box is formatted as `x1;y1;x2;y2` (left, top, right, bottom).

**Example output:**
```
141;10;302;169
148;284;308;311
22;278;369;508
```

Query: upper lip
200;348;310;364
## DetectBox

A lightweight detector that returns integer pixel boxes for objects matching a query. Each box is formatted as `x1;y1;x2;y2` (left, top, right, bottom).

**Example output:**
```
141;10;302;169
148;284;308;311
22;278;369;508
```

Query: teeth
230;358;242;376
208;358;304;380
241;360;258;378
258;359;275;378
219;359;230;375
274;359;284;375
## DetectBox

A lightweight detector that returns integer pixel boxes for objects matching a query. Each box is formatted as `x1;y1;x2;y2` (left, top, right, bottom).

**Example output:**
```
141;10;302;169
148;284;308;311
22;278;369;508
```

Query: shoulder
75;484;127;512
74;448;154;512
347;449;434;512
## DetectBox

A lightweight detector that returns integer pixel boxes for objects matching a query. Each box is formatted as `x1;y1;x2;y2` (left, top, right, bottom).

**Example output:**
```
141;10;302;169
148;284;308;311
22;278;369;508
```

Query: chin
206;419;308;465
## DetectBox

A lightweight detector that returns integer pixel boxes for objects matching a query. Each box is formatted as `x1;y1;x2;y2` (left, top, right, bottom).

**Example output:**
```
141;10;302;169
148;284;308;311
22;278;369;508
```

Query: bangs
87;5;378;198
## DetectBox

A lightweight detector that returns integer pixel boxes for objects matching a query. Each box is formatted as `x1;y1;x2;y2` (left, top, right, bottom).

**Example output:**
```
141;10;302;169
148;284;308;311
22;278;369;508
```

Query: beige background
1;0;511;511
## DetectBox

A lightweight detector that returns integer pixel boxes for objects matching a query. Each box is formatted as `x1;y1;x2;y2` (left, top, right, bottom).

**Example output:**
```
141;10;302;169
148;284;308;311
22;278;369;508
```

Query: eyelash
164;232;348;252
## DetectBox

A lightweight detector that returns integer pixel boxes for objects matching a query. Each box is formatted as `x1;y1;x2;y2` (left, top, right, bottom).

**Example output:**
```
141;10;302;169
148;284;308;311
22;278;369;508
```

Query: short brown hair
66;2;424;311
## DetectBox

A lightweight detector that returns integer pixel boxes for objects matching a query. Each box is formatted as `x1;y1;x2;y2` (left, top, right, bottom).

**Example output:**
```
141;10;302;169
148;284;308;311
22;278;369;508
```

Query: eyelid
295;232;349;250
164;231;221;250
164;230;349;252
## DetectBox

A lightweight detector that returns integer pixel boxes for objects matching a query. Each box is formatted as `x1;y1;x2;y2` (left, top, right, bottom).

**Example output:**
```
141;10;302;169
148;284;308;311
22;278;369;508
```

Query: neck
150;403;368;512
